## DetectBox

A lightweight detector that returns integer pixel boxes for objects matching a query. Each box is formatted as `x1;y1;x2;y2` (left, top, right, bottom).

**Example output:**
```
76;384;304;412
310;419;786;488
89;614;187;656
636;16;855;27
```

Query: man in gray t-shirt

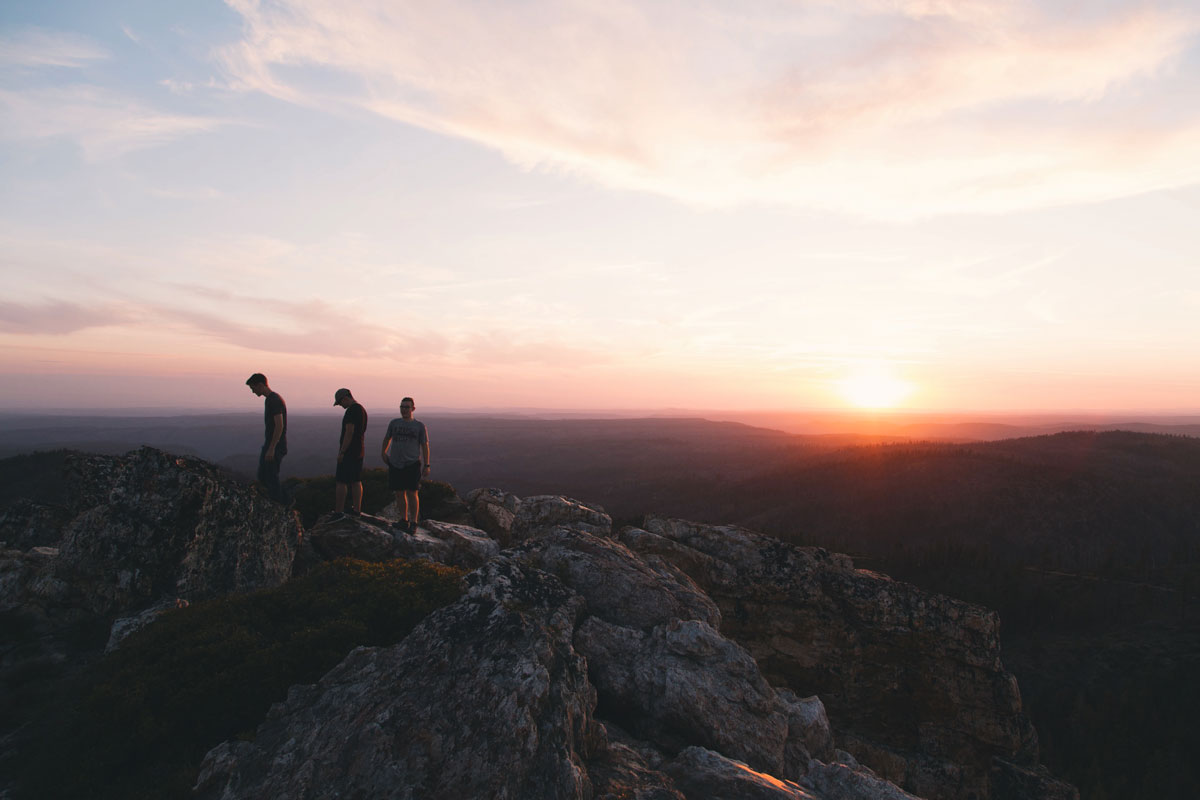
380;396;430;534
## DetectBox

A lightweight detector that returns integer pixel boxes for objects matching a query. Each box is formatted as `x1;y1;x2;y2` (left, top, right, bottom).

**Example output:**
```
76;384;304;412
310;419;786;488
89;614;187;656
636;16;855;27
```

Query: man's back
263;391;288;449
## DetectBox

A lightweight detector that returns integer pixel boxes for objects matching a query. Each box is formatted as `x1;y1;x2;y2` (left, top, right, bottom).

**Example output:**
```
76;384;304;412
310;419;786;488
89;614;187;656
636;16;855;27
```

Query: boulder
105;598;179;652
305;514;499;571
779;687;835;764
622;517;1044;800
0;499;72;551
511;495;612;541
662;747;817;799
800;760;925;800
421;520;501;568
575;616;797;779
391;526;454;564
466;487;520;545
308;513;397;562
195;560;602;800
511;528;720;631
6;448;301;617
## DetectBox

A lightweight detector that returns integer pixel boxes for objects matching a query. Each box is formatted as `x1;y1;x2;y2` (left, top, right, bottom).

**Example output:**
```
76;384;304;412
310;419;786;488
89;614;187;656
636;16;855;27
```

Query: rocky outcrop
0;447;300;618
1;459;1076;800
465;489;613;544
197;525;908;800
196;559;602;799
306;513;499;570
467;487;520;545
663;746;818;799
618;517;1075;800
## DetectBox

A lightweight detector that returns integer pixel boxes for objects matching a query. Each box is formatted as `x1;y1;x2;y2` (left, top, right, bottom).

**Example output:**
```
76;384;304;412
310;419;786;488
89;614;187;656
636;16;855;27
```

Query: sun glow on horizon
837;365;914;410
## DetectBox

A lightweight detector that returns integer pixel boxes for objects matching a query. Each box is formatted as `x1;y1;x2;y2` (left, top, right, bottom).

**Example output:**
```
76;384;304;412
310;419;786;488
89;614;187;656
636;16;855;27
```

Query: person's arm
338;422;354;463
421;435;431;474
380;432;392;465
265;413;284;461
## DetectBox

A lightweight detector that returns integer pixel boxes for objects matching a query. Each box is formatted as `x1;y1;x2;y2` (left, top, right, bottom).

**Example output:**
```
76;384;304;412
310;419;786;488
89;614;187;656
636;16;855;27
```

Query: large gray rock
195;560;602;800
621;517;1068;800
512;494;612;541
576;616;799;779
308;513;397;562
466;487;521;545
422;519;501;568
196;528;925;800
306;514;500;570
663;746;817;799
801;760;925;800
2;448;301;617
511;528;720;630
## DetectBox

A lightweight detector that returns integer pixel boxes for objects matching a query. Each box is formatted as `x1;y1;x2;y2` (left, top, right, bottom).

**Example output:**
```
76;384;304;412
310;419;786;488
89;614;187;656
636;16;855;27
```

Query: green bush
18;558;465;800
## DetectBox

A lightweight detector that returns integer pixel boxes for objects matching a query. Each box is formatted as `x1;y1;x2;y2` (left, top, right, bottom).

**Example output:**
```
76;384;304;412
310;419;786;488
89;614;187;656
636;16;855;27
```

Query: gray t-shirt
385;418;427;466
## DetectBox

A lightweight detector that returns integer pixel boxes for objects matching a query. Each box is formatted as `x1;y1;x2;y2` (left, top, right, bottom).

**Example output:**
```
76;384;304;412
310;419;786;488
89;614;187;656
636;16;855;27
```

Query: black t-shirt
341;403;367;459
264;391;287;450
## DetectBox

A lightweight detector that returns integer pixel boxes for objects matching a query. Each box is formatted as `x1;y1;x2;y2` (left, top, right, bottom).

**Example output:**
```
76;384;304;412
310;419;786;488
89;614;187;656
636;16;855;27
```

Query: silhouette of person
245;373;287;503
380;396;430;534
332;387;367;517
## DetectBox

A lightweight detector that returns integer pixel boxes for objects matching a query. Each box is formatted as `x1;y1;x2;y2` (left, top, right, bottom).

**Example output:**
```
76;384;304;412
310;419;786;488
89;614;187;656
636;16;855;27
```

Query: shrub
18;558;465;800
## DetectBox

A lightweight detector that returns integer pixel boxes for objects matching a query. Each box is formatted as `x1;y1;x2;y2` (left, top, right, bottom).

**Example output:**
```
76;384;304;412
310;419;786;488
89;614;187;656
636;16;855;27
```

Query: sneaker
328;511;347;521
408;520;419;535
392;520;409;534
346;509;361;518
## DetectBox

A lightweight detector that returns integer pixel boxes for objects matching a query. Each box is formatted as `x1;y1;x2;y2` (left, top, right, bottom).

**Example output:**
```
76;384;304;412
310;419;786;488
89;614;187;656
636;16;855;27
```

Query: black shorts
388;461;422;491
335;457;364;483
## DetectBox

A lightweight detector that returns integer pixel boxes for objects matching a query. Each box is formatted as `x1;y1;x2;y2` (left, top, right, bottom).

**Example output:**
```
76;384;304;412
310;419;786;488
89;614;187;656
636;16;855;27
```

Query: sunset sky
2;1;1199;413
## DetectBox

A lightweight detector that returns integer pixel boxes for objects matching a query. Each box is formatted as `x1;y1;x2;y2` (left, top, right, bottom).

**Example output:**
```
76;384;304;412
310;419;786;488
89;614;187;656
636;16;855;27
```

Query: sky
2;0;1199;414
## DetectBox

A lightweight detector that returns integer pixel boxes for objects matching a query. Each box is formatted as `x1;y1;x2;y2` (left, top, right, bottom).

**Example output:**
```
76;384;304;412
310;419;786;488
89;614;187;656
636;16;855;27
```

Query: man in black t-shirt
332;387;368;516
245;372;288;503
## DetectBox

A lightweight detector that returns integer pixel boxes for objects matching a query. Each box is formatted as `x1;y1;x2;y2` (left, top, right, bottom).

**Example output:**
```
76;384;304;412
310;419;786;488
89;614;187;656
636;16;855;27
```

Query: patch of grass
16;558;465;800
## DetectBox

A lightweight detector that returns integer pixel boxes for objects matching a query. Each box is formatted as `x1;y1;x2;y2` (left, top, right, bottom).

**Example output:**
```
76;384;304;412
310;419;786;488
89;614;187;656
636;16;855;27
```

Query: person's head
246;373;269;397
400;397;415;419
334;388;354;408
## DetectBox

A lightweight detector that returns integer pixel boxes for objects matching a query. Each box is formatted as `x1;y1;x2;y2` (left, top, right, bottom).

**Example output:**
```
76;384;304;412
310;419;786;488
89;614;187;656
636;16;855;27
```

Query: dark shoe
346;509;361;518
392;521;408;534
329;511;347;521
408;520;419;535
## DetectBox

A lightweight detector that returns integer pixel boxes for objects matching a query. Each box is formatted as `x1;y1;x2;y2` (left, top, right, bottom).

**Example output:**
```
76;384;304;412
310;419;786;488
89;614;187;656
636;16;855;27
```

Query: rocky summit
1;449;1077;800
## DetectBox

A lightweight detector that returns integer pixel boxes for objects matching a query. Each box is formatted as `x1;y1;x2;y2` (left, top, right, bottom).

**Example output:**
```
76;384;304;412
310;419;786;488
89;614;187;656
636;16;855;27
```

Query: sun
837;365;913;410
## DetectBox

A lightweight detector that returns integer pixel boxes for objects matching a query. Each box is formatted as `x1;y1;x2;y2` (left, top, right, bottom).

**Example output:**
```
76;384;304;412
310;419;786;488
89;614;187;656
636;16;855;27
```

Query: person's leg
260;448;284;503
350;481;363;514
404;489;420;531
335;481;348;512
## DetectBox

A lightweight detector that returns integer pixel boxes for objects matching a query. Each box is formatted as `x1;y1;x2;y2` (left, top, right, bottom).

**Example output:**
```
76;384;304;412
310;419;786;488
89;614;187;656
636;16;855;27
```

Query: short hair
246;373;268;386
401;397;415;407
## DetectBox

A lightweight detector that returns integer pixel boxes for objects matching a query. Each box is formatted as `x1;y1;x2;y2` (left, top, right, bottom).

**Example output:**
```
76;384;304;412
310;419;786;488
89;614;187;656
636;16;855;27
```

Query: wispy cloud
0;300;136;334
0;86;229;158
0;28;109;68
216;0;1200;217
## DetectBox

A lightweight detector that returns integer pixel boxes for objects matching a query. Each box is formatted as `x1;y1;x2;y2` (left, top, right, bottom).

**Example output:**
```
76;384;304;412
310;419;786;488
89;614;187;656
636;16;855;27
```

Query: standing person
380;397;430;534
332;388;368;517
245;373;288;503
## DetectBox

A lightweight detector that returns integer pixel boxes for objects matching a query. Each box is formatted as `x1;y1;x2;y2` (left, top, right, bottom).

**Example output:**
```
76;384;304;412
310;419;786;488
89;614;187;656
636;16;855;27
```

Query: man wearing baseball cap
332;387;368;517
